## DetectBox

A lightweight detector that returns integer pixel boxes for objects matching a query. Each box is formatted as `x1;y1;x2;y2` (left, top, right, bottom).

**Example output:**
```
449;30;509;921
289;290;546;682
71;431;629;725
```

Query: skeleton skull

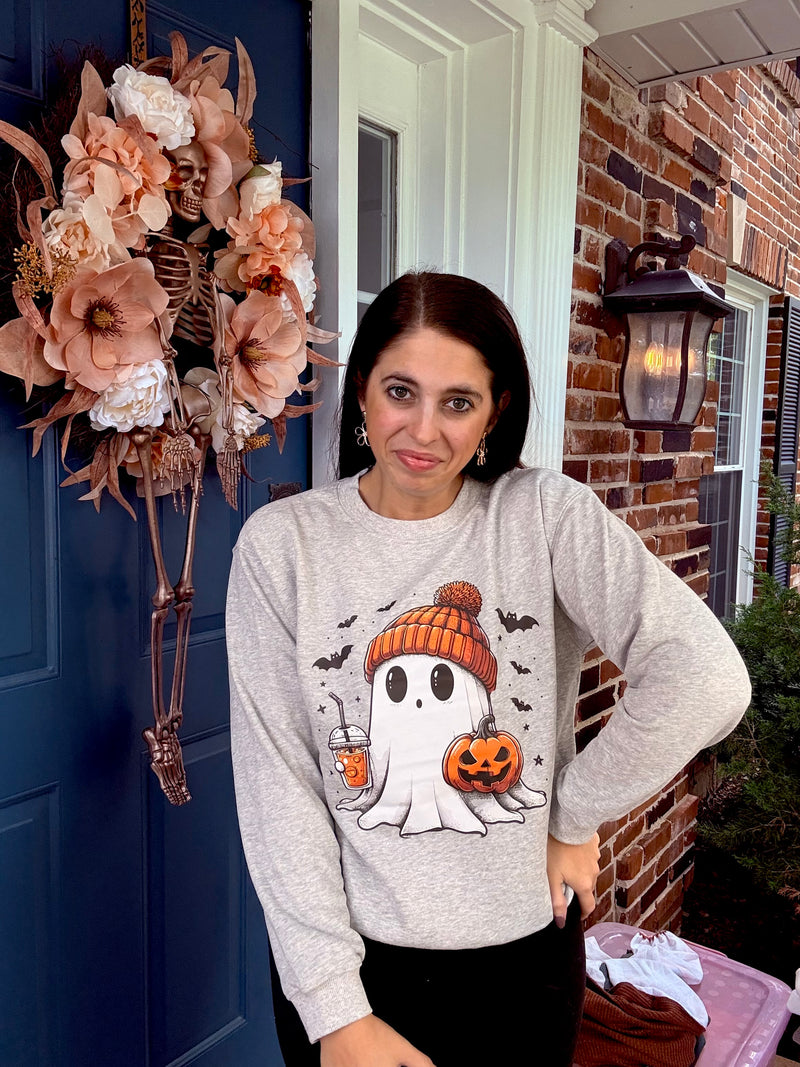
165;141;209;224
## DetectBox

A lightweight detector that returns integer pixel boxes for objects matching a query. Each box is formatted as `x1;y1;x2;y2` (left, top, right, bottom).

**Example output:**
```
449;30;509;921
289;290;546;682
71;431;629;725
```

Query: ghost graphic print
337;581;546;836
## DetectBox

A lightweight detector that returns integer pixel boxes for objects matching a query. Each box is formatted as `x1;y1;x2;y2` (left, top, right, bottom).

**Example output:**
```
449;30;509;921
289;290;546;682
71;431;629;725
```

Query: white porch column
310;0;359;486
309;0;598;482
513;0;597;470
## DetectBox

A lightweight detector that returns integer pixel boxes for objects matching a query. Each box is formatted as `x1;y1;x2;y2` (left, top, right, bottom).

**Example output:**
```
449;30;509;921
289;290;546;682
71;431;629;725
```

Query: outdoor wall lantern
603;235;734;430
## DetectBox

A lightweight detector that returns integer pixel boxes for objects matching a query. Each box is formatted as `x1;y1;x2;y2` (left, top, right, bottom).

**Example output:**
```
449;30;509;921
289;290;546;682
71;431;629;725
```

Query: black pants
269;900;586;1067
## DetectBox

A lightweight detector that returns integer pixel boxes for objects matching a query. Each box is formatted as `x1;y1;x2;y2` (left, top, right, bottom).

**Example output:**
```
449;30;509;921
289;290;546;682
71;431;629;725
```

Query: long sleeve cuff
292;968;372;1044
548;799;599;845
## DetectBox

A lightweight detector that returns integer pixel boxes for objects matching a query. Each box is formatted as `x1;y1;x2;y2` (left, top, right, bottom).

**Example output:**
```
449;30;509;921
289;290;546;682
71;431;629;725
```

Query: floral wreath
0;32;335;512
0;34;337;805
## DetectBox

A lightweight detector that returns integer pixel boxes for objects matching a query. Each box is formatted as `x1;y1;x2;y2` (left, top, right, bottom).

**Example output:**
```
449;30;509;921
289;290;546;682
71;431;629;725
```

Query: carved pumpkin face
443;727;523;794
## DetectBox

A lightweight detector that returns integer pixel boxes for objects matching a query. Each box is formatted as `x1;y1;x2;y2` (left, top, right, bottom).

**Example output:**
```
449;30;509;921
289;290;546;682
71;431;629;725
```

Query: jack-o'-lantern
442;714;523;794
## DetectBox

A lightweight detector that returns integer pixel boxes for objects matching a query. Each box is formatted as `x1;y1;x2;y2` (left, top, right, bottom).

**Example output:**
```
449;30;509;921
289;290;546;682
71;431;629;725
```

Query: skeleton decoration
0;33;337;804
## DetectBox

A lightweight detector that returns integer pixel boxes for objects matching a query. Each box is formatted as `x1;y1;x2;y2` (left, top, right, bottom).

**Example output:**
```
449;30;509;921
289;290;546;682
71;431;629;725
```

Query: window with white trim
357;121;396;321
698;272;773;617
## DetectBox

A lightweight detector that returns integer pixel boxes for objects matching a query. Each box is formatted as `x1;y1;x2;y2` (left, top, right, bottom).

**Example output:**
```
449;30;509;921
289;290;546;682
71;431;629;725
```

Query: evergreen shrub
700;464;800;909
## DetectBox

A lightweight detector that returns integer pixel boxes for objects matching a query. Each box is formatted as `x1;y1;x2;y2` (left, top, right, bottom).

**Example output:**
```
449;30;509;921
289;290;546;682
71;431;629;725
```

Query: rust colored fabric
573;979;706;1067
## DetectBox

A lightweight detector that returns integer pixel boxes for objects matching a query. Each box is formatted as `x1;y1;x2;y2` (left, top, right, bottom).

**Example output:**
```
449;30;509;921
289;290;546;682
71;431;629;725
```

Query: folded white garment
585;931;709;1027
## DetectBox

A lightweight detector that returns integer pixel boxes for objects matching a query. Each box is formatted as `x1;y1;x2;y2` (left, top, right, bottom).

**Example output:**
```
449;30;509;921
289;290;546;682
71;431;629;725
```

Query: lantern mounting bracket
628;234;695;277
604;235;696;295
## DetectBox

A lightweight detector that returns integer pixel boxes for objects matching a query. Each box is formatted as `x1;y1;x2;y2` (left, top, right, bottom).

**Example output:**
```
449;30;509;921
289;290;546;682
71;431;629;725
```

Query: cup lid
329;724;370;747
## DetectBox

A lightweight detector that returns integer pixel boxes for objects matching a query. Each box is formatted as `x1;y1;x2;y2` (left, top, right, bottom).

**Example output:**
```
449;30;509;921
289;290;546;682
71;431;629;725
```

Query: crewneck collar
337;471;481;539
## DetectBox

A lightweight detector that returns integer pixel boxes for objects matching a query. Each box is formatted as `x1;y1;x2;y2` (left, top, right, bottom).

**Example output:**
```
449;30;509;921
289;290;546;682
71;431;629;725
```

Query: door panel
0;2;309;1063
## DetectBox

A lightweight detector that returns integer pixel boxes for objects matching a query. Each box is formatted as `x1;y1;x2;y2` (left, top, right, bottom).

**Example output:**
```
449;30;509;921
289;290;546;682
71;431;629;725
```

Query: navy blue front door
0;2;310;1063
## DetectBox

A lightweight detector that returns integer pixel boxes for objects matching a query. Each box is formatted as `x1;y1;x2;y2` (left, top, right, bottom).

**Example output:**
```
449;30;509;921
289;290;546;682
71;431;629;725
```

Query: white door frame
309;0;597;485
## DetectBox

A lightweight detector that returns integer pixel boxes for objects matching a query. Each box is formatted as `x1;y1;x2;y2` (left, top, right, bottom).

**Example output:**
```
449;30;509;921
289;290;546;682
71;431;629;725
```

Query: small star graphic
534;754;544;766
320;681;327;687
355;695;361;703
317;705;326;714
523;723;530;731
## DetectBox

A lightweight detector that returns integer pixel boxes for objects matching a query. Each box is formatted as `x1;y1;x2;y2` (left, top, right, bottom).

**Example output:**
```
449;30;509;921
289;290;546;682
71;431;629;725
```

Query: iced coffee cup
328;693;371;789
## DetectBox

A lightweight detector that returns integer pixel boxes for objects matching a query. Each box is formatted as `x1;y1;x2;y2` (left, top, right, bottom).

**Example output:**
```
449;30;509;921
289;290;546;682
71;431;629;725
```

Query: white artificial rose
183;366;265;451
239;163;283;220
212;401;266;453
108;65;195;151
282;251;317;313
89;359;172;432
42;201;129;272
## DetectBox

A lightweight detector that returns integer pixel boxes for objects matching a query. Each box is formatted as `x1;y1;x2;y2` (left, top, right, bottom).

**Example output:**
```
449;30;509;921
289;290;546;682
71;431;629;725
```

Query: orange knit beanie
364;581;497;693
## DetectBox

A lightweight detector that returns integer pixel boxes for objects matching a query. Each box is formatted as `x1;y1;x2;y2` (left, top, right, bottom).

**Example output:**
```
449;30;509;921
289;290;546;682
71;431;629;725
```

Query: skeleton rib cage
149;233;217;349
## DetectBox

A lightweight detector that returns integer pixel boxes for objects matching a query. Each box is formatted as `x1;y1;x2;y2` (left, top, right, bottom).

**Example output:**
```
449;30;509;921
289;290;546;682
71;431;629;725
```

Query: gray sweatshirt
227;468;750;1043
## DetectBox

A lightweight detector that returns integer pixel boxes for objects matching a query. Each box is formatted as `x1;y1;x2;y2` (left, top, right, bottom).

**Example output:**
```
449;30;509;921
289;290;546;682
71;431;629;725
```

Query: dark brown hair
337;271;532;480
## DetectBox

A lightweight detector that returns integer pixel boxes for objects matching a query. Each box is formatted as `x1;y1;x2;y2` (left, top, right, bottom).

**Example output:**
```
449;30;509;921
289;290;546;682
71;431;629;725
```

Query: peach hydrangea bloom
61;113;171;249
220;290;305;418
44;258;170;393
215;202;306;293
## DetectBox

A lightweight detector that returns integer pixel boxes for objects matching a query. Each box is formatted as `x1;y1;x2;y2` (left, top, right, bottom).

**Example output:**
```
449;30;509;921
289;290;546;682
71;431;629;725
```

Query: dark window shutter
770;296;800;585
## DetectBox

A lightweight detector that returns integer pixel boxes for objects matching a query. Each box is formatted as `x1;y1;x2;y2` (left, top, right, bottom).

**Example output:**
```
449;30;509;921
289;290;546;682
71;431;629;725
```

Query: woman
227;272;750;1066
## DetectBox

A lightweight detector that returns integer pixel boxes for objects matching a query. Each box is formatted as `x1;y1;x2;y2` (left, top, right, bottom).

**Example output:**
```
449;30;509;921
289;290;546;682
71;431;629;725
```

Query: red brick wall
731;63;800;297
572;53;732;932
730;63;800;585
572;53;800;928
570;53;800;932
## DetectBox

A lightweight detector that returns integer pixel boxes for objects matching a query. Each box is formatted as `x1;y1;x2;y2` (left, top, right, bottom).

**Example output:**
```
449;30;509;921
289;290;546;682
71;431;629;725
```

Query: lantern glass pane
624;311;685;422
678;313;713;424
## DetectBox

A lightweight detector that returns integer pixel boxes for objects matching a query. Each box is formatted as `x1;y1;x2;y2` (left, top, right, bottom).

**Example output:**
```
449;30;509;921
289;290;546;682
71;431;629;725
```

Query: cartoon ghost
337;581;546;836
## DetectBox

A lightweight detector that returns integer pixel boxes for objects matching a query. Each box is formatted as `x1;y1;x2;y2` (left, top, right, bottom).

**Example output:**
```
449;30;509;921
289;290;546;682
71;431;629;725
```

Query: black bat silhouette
496;608;538;633
377;600;397;612
511;697;533;713
337;615;358;628
510;660;531;674
313;645;354;670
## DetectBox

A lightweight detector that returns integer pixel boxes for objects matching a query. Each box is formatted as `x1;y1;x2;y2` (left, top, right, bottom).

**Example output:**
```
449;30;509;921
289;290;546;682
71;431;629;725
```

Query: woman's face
358;327;502;519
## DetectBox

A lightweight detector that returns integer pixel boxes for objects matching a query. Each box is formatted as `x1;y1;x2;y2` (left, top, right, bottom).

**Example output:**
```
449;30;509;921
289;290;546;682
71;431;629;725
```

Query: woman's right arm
320;1016;435;1067
226;533;371;1043
228;531;435;1062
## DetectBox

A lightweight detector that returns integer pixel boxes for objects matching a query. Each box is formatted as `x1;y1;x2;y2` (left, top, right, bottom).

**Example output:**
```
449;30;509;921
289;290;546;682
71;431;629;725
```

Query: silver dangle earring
355;415;369;447
476;432;488;467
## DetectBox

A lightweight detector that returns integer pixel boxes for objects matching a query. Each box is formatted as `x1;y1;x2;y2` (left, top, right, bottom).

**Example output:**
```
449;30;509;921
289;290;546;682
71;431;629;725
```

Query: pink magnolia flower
184;77;251;229
61;113;171;248
44;259;170;393
220;291;305;418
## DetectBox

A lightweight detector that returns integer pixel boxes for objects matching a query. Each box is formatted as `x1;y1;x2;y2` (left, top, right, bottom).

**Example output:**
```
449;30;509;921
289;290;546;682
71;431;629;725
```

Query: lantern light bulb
644;342;664;374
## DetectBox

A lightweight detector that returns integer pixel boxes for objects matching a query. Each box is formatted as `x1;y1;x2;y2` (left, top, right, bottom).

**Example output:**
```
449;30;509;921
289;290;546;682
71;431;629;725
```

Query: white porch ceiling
587;0;800;87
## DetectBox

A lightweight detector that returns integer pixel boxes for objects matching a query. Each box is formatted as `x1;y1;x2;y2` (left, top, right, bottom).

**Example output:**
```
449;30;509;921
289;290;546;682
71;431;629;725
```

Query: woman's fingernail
555;914;566;929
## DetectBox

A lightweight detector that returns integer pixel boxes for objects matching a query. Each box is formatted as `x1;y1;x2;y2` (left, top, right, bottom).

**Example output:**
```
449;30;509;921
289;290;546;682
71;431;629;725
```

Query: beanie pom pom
434;580;482;617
